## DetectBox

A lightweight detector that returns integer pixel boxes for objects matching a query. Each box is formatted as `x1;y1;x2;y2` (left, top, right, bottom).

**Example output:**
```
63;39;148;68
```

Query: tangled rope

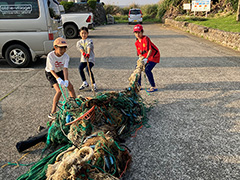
16;58;151;180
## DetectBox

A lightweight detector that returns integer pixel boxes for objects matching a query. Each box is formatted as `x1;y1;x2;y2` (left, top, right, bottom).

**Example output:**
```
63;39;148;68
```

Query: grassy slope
184;14;240;33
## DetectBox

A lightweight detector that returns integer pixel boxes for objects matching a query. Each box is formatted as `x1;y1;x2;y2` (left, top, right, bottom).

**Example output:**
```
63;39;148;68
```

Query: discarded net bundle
46;130;131;180
45;87;149;147
128;58;145;91
17;58;149;180
46;57;146;147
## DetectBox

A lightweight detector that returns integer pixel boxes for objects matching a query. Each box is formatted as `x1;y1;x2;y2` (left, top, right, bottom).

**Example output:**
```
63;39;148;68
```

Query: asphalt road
0;23;240;180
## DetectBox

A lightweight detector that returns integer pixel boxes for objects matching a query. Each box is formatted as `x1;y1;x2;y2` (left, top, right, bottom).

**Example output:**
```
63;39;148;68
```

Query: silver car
128;8;143;24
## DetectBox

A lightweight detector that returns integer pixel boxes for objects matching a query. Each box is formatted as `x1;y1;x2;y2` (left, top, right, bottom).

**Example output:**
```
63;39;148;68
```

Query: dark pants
138;61;156;87
78;62;95;83
45;70;64;87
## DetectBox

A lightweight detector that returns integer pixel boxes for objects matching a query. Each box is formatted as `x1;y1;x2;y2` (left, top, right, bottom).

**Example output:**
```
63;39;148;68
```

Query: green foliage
157;0;173;20
87;0;97;9
60;1;74;11
226;0;238;11
141;4;158;18
113;15;128;23
143;15;151;20
104;4;122;15
143;15;162;23
175;13;240;32
172;0;184;6
122;7;130;15
156;0;187;20
104;0;238;24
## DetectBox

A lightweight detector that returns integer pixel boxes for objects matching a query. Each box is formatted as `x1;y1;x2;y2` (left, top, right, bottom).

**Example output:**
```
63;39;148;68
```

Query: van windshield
0;0;39;19
48;0;61;20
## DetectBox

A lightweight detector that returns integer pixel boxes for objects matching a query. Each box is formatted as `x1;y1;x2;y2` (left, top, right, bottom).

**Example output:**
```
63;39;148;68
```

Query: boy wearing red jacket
133;24;160;92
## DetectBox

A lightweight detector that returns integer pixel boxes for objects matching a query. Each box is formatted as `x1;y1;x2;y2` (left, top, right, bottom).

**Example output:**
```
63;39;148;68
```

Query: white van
0;0;63;67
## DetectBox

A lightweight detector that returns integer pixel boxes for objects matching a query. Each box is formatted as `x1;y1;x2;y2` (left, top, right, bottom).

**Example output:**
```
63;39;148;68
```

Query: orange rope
131;124;143;138
65;105;95;125
119;149;131;178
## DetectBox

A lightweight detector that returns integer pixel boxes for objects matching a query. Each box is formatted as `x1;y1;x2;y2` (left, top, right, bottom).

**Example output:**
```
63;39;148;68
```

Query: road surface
0;23;240;180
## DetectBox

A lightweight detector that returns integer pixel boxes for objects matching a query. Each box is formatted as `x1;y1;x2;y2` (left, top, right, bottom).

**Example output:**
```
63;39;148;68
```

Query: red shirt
135;36;160;63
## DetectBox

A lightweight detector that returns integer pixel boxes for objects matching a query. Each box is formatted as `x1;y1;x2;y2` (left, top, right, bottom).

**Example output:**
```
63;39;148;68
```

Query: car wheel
64;24;78;39
140;22;142;24
5;44;31;68
128;22;131;25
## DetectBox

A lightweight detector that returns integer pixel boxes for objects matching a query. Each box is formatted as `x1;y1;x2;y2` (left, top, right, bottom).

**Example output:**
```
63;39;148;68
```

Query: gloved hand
57;77;64;85
64;80;69;88
142;58;148;64
83;52;90;59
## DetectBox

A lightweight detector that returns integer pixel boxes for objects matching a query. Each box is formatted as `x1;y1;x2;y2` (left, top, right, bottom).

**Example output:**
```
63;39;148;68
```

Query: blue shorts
45;70;64;87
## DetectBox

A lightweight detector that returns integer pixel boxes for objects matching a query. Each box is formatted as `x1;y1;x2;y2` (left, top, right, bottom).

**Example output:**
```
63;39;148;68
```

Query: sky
102;0;160;6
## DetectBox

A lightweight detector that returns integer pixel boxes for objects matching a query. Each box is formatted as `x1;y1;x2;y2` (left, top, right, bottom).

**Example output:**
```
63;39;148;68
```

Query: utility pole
237;0;240;21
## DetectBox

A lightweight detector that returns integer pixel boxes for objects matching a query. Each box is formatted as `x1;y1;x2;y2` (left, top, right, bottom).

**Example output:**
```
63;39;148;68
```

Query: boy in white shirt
45;37;76;119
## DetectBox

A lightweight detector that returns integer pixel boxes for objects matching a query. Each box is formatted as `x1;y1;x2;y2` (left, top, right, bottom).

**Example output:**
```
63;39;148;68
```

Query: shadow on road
1;56;239;70
0;57;47;69
161;81;240;91
90;34;187;39
124;80;240;179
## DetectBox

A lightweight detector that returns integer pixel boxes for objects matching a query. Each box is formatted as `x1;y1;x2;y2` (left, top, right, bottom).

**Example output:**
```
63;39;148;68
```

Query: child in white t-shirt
76;26;97;91
45;37;76;119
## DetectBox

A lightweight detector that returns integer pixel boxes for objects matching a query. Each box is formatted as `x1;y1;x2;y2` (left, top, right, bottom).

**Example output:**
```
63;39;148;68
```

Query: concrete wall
165;19;240;52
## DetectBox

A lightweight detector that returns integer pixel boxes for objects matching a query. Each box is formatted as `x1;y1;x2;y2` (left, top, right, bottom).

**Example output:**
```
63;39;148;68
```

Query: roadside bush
104;4;122;15
60;1;74;11
143;15;151;21
122;7;129;15
87;0;97;9
114;15;128;21
157;0;184;20
157;0;172;20
141;4;158;18
172;0;183;6
226;0;238;11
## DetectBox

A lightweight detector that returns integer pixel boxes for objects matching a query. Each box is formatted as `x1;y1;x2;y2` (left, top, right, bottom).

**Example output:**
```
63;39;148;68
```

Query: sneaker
79;83;89;90
48;113;56;120
146;87;158;92
92;87;98;92
92;85;97;92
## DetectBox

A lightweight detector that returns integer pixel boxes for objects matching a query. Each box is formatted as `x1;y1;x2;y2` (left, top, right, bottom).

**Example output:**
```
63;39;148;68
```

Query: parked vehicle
59;5;94;39
0;0;63;68
128;8;143;24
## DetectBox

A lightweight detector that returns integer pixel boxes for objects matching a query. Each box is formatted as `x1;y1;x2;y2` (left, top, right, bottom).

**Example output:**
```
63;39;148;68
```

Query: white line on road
0;69;35;73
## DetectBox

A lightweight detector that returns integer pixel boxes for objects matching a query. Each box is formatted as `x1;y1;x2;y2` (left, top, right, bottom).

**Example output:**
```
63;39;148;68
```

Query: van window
48;0;61;19
0;0;39;19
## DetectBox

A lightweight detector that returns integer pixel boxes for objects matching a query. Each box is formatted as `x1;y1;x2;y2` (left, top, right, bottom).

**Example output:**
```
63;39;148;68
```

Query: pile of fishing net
17;58;149;180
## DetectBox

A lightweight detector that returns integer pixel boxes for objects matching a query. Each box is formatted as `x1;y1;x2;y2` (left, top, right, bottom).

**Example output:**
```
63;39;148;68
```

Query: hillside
162;0;238;20
103;0;238;21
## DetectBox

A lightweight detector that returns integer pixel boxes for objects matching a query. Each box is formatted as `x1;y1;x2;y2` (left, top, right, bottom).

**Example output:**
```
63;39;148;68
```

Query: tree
88;0;97;9
237;0;240;21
